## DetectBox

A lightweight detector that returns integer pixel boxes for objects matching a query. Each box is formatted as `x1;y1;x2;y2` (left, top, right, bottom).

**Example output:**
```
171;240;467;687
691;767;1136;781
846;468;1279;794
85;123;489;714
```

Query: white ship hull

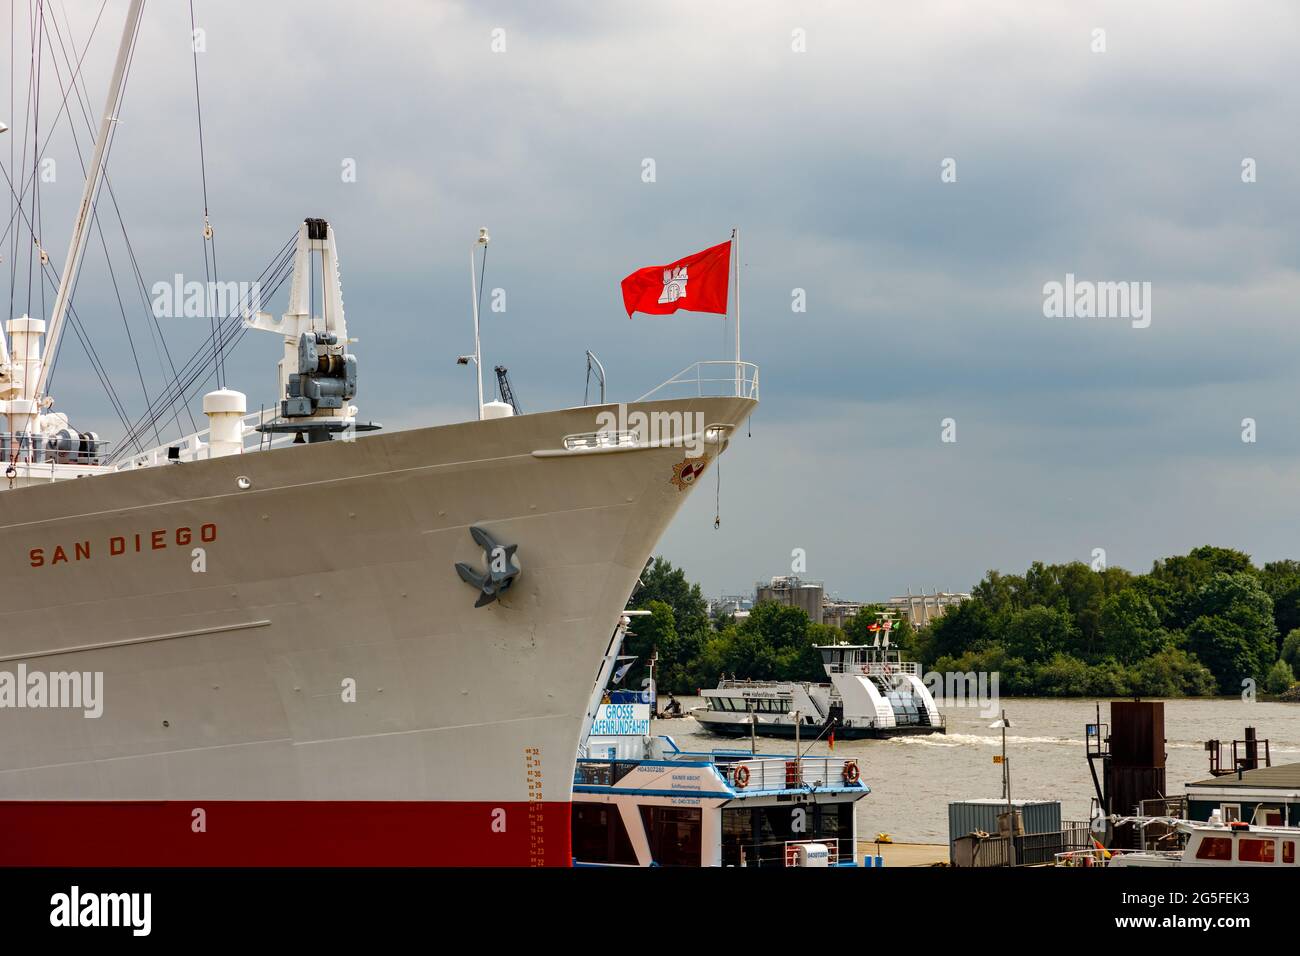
0;395;754;865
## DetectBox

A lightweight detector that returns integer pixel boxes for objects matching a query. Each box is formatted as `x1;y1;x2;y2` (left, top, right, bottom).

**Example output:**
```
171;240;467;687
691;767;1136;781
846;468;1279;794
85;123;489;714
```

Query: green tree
1131;649;1217;697
1098;589;1166;665
1149;546;1257;630
621;600;679;691
632;557;709;636
1003;605;1074;663
1032;653;1090;696
927;598;996;661
1281;628;1300;673
1084;658;1132;697
1184;613;1273;695
740;601;811;652
1265;659;1296;695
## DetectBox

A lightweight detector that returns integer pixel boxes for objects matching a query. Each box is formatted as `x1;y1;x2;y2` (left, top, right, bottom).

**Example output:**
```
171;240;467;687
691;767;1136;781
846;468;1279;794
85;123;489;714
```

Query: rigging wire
50;0;196;434
35;9;161;447
0;151;139;453
116;243;297;457
477;243;488;318
45;0;194;437
187;0;222;388
0;0;106;253
107;230;300;460
110;239;295;456
25;0;43;315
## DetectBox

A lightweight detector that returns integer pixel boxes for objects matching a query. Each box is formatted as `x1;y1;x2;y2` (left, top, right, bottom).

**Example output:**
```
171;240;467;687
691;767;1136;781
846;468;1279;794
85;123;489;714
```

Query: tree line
624;547;1300;698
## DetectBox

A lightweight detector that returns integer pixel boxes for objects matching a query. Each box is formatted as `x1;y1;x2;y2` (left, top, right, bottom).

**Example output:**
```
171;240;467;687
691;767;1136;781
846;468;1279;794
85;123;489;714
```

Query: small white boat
1057;812;1300;868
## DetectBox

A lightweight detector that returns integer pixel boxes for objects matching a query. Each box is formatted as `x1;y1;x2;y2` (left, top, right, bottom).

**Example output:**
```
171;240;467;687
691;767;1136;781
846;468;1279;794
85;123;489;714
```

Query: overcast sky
4;0;1300;600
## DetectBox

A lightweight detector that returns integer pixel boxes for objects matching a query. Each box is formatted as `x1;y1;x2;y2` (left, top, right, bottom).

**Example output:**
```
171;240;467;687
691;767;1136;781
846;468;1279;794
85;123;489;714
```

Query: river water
654;697;1300;843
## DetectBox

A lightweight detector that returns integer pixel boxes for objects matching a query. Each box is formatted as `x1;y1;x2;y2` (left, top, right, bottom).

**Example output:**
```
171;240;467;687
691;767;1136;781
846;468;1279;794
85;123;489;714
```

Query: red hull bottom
0;801;573;866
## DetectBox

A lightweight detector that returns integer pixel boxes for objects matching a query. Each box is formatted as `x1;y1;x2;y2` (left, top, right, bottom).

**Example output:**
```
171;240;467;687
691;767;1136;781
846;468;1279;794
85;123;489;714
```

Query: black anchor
455;526;521;607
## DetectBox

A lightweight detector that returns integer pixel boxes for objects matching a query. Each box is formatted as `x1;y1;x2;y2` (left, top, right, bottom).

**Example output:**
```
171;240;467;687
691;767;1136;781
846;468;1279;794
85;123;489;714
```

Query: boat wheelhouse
692;641;944;740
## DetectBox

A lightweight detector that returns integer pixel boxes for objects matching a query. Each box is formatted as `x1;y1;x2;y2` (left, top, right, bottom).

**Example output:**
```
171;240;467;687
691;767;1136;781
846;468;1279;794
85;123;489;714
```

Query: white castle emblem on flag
658;265;688;304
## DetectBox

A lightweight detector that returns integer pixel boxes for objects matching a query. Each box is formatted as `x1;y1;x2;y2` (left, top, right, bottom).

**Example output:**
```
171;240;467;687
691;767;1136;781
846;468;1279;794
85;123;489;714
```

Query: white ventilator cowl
203;388;247;458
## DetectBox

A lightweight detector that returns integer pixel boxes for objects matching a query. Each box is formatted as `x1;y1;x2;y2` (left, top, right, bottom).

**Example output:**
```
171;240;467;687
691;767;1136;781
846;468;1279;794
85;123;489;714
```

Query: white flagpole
733;226;741;397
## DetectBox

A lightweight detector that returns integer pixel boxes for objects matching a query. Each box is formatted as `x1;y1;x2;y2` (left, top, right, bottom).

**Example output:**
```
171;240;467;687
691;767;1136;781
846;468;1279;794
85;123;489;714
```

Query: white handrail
636;360;759;403
113;407;291;472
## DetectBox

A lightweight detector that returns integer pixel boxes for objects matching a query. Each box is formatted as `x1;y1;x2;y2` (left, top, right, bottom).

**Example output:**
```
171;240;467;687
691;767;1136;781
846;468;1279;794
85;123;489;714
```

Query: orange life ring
842;760;860;784
734;765;750;789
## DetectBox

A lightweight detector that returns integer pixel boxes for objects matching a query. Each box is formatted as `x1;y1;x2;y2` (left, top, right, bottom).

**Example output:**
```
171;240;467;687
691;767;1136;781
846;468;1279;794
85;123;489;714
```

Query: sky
3;0;1300;601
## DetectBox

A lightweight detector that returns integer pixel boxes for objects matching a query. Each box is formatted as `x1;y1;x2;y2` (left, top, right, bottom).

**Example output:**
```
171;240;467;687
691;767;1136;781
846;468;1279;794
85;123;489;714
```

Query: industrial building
754;575;825;625
885;590;970;627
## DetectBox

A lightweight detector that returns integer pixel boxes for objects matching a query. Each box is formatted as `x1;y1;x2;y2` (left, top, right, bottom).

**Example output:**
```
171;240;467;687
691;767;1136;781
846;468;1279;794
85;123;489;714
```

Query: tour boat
691;641;944;741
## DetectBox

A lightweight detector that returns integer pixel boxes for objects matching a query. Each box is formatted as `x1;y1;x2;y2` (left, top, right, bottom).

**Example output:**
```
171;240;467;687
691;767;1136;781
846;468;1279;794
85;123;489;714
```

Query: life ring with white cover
842;760;860;784
734;765;750;789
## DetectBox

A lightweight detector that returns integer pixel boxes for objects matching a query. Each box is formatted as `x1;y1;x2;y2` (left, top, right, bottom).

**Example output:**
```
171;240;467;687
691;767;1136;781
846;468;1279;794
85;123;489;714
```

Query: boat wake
889;732;1076;748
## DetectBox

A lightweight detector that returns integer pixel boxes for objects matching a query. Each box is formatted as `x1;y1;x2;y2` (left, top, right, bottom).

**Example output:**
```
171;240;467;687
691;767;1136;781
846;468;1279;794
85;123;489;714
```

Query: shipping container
947;799;1062;863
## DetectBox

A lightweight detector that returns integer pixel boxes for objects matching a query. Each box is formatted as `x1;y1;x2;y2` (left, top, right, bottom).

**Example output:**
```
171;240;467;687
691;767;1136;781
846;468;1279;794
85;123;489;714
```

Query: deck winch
282;330;357;419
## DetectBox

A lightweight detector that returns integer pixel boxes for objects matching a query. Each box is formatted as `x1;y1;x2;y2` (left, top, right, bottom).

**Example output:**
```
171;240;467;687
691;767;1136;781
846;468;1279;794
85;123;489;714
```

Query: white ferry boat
572;615;871;866
691;641;944;740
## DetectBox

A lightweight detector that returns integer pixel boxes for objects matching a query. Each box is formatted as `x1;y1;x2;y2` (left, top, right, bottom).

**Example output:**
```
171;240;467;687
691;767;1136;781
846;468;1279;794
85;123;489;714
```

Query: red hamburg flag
621;240;731;318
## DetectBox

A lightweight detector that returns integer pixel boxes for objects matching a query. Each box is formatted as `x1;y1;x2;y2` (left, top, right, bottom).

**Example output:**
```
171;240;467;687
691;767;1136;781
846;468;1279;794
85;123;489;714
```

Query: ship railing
825;661;920;677
1054;848;1182;868
635;360;759;403
728;836;855;868
0;432;113;467
113;407;295;472
725;755;859;792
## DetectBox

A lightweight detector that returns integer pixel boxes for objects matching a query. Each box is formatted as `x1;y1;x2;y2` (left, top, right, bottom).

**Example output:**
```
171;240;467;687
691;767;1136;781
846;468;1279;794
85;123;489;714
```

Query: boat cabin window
716;697;792;713
571;802;638;865
1252;805;1284;826
1284;841;1296;864
721;803;854;867
640;806;701;867
1237;838;1275;864
1194;837;1232;861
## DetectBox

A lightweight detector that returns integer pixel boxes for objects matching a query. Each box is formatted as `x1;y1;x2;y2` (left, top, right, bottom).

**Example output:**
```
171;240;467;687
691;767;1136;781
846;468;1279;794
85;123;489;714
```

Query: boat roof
1187;762;1300;790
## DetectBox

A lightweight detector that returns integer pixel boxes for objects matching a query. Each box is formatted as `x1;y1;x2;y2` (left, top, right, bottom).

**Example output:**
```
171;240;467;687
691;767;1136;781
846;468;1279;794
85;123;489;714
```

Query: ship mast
29;0;148;420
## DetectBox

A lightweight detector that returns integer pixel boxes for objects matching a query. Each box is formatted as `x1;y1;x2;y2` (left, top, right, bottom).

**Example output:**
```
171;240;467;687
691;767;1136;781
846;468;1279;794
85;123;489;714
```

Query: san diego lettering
29;523;217;568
